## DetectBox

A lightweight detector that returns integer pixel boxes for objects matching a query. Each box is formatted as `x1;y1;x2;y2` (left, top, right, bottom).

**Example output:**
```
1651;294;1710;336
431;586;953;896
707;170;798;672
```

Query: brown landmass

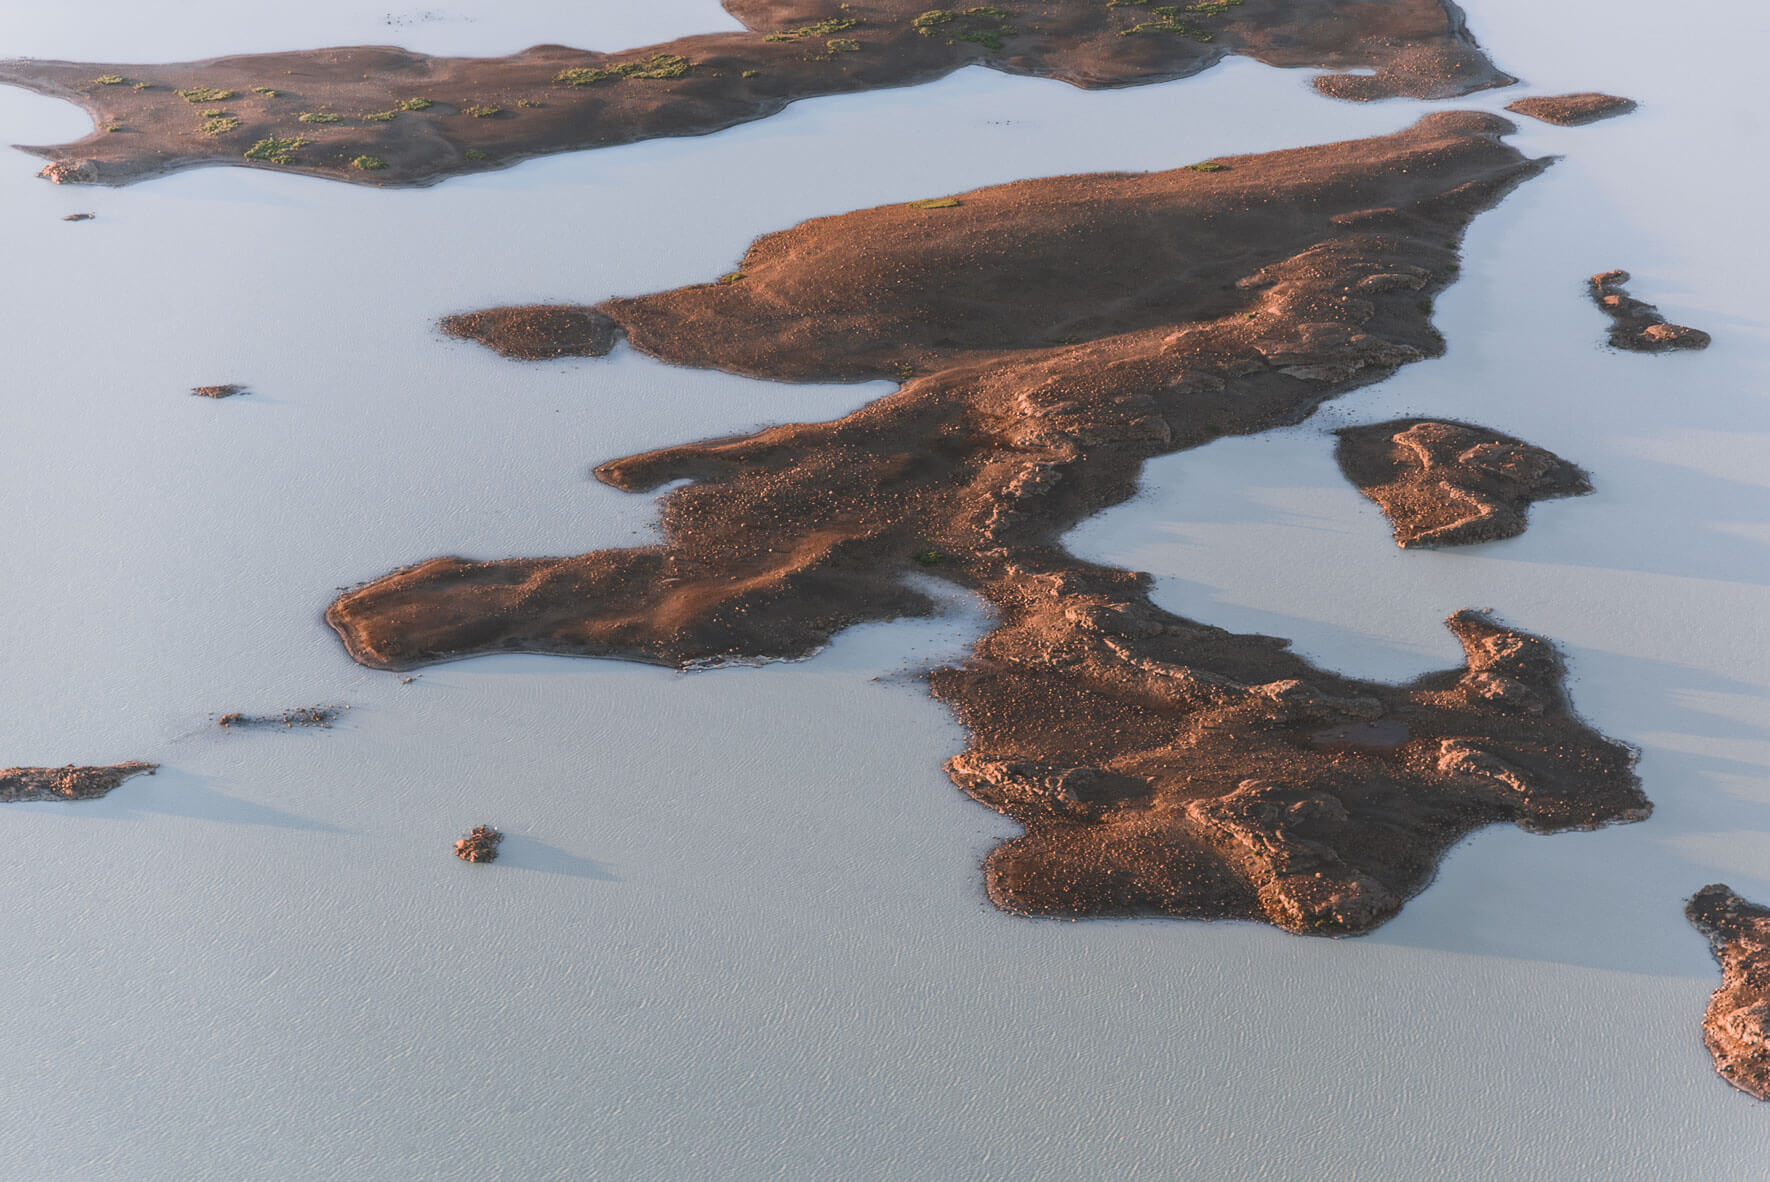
1505;92;1635;126
326;112;1647;934
1336;418;1591;548
0;0;1513;189
441;305;620;360
1686;884;1770;1101
0;762;157;802
1591;269;1711;352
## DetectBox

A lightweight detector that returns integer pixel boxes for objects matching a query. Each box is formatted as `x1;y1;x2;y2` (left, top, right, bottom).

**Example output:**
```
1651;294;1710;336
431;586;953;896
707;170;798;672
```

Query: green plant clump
251;86;281;96
398;97;433;110
553;53;691;86
827;38;862;52
1186;161;1226;172
717;271;746;285
463;104;501;118
132;82;150;90
243;135;308;164
912;7;1016;50
351;155;388;170
1118;0;1243;38
361;110;398;121
741;69;760;79
93;74;125;85
765;17;857;42
908;197;961;209
176;86;236;103
298;111;342;123
200;116;240;136
913;548;945;566
464;148;488;161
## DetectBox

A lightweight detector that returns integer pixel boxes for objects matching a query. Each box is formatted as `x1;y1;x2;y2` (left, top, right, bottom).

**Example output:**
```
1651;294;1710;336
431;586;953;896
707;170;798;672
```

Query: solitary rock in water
1686;884;1770;1101
62;212;95;221
192;384;247;398
1590;270;1711;352
0;762;157;802
455;824;503;863
1336;418;1591;548
1505;92;1636;126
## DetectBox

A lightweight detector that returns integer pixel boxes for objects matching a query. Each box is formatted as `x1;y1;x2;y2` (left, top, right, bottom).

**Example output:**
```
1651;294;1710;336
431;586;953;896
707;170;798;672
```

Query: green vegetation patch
398;97;433;110
298;111;342;123
764;17;858;42
132;82;150;90
908;197;961;209
360;110;398;121
93;74;125;85
741;69;760;79
718;271;746;285
177;86;236;103
463;104;502;117
1116;0;1244;39
464;148;488;161
827;38;862;52
913;7;1016;50
913;548;946;566
351;155;388;170
243;135;308;164
1186;161;1226;172
553;53;692;87
200;116;240;136
251;86;281;96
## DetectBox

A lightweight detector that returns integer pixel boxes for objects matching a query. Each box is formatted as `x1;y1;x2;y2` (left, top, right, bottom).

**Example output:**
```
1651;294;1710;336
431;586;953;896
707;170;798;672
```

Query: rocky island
1686;884;1770;1101
1505;92;1636;126
0;762;157;802
1591;269;1711;352
1336;418;1591;548
0;0;1513;188
327;112;1648;934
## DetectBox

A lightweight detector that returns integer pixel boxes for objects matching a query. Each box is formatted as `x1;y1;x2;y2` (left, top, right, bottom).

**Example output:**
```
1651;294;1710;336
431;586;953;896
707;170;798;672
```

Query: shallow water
3;1;1769;1178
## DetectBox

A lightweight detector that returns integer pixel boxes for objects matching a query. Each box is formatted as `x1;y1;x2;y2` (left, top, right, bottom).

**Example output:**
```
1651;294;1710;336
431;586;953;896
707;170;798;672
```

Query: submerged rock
191;384;247;398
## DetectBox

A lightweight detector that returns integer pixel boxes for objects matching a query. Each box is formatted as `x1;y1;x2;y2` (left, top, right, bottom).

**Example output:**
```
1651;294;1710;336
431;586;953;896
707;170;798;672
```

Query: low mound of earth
1336;418;1591;548
1591;270;1711;352
0;0;1511;188
218;705;345;729
1505;92;1636;126
440;306;619;360
1686;885;1770;1101
0;762;157;802
328;112;1648;934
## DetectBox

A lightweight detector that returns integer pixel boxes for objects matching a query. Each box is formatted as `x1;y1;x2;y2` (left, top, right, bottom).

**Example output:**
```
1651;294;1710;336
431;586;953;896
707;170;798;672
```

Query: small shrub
463;104;501;118
827;38;862;52
914;548;945;566
515;98;541;107
243;135;308;164
201;116;240;136
909;197;961;209
741;69;760;79
132;82;150;90
398;97;433;110
464;148;488;161
718;271;746;285
1186;161;1226;172
913;7;1016;50
298;111;341;123
360;110;398;121
251;86;281;96
351;154;387;170
554;53;690;86
176;86;236;103
93;74;125;85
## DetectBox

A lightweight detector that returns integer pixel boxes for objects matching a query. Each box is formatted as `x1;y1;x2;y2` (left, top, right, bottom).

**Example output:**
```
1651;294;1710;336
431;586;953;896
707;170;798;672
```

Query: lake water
3;1;1768;1177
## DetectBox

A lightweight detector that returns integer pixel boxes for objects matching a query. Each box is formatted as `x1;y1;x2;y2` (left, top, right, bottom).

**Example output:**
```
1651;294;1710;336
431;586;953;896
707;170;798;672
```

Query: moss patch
243;135;308;164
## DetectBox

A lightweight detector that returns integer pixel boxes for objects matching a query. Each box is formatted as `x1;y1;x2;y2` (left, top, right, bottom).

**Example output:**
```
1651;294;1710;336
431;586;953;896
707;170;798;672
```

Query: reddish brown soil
1336;418;1591;547
0;762;157;802
1591;270;1711;352
0;0;1512;188
327;113;1647;934
440;306;620;361
1505;92;1636;126
1687;885;1770;1101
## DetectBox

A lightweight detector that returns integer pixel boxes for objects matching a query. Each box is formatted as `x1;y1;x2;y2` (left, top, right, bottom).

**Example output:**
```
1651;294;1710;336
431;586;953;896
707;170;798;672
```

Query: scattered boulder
192;384;247;398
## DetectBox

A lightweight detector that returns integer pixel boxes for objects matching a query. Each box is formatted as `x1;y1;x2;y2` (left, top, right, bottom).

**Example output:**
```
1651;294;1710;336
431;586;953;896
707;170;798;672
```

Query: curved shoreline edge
0;0;1512;189
327;111;1647;935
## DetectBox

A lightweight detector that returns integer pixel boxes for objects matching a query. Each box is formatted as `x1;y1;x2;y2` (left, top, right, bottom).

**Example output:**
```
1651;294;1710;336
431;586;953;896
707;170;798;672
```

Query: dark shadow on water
495;832;619;881
16;765;350;834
